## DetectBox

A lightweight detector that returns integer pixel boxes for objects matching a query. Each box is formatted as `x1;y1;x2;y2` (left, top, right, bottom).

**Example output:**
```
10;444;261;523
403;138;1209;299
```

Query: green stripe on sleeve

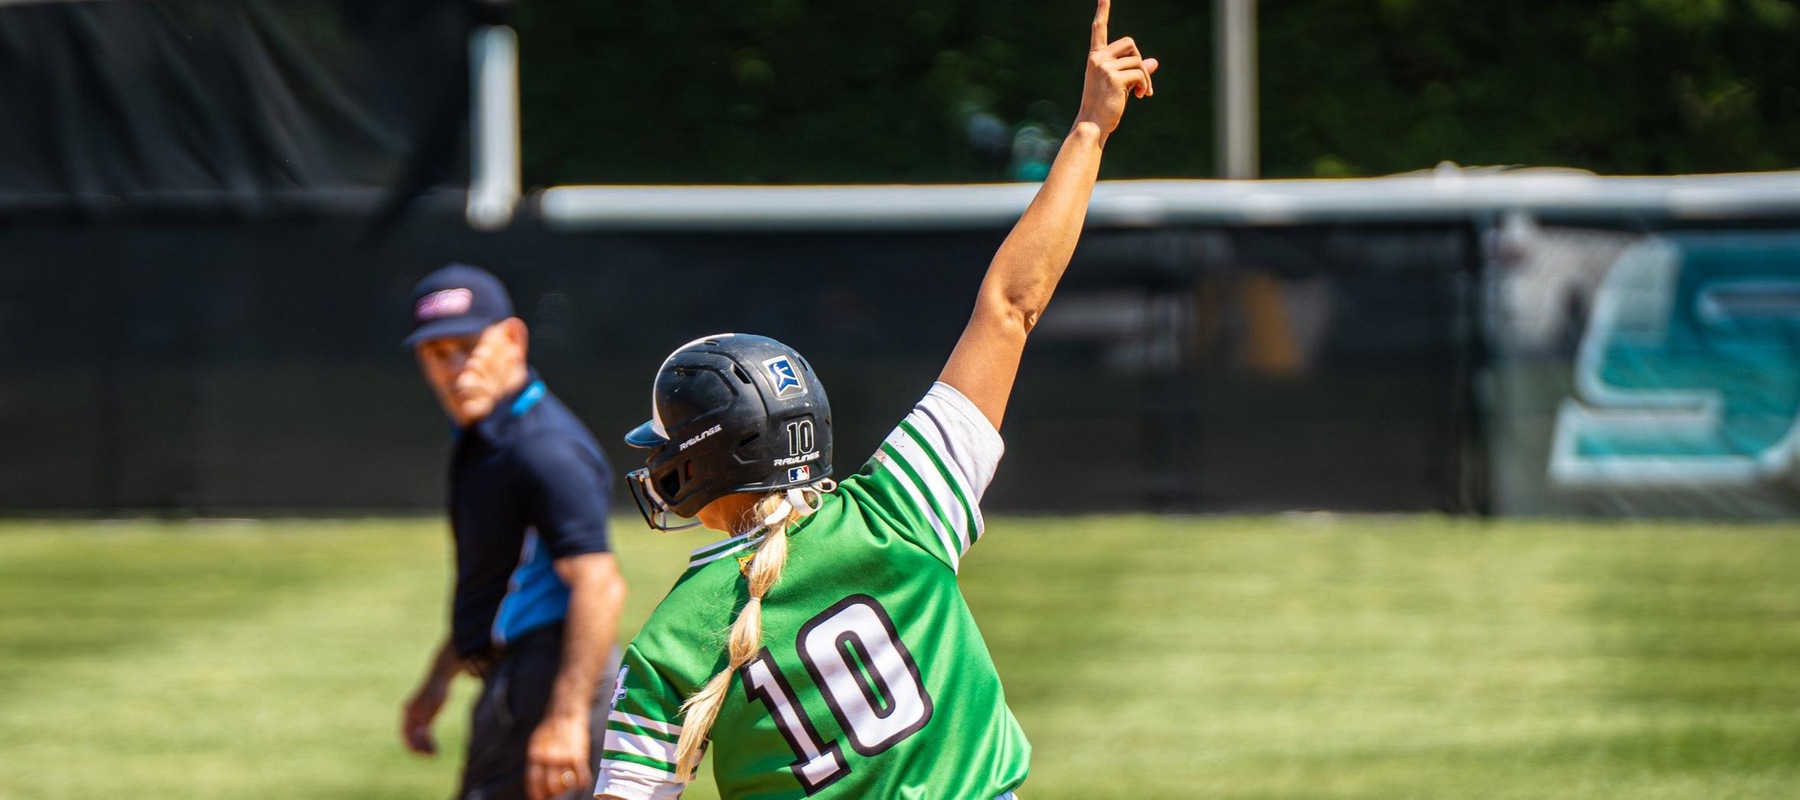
898;419;980;541
878;441;962;559
604;750;680;775
608;721;680;743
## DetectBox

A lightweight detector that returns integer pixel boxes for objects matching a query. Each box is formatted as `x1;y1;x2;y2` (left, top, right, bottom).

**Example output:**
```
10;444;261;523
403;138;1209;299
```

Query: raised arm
939;0;1157;429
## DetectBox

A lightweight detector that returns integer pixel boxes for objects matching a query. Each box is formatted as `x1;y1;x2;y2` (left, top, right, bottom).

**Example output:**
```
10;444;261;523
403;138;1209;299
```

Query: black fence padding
0;0;470;212
0;207;1480;514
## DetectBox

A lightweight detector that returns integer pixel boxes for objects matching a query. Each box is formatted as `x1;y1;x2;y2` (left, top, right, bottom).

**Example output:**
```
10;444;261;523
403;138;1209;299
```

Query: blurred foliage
516;0;1800;183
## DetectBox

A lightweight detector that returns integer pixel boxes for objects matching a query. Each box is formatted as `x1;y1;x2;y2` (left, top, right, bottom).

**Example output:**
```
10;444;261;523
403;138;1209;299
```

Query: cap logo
763;356;806;398
787;465;812;482
415;288;474;321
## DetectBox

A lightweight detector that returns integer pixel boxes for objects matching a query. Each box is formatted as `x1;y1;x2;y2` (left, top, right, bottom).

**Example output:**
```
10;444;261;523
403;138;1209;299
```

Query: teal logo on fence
1550;233;1800;488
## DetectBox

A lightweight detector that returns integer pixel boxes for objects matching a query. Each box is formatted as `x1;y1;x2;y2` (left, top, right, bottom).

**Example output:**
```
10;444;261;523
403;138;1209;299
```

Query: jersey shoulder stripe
923;381;1003;453
858;382;1003;569
904;383;1003;522
881;425;969;554
871;443;963;571
897;417;983;545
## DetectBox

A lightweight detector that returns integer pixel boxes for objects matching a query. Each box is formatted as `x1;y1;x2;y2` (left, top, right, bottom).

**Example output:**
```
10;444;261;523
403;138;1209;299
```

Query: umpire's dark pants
458;625;622;800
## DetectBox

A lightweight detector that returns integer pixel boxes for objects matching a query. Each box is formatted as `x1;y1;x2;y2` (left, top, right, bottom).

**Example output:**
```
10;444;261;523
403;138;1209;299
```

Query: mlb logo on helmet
763;356;807;398
787;465;811;482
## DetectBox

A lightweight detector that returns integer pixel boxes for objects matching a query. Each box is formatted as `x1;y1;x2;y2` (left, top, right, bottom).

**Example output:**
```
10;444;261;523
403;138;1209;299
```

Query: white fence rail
539;168;1800;232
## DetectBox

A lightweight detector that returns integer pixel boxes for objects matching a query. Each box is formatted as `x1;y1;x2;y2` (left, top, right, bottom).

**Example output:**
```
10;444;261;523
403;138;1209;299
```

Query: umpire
399;263;627;800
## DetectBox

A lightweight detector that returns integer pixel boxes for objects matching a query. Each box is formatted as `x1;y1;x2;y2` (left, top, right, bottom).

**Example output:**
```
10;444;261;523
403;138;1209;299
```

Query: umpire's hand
527;714;591;800
401;680;449;756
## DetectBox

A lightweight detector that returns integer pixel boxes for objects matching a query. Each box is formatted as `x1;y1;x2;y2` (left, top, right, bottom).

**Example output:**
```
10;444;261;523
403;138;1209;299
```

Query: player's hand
526;713;592;800
400;681;449;756
1074;0;1158;141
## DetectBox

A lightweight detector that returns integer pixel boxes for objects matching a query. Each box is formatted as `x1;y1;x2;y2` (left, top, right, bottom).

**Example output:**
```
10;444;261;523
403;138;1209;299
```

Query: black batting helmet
624;333;833;530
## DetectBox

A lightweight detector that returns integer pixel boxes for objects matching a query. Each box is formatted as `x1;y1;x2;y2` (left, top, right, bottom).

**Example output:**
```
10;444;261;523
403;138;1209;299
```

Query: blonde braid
672;481;831;781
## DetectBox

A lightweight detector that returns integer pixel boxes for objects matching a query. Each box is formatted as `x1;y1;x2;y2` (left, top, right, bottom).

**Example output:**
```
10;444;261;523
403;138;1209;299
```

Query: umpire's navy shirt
449;372;612;659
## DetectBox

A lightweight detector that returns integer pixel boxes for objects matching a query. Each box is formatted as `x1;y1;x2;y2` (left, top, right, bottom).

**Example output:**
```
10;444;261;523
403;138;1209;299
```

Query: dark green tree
516;0;1800;184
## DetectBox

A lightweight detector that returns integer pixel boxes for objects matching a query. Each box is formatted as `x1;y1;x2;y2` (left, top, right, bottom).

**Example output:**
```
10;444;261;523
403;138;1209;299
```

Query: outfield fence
4;172;1800;516
6;1;1797;516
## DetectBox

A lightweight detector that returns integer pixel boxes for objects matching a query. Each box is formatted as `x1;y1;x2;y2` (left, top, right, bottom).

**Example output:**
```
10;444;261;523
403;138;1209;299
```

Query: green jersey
595;383;1029;800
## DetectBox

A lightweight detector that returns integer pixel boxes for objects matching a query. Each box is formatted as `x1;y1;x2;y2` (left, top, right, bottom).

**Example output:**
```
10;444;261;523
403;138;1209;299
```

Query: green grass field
2;516;1798;799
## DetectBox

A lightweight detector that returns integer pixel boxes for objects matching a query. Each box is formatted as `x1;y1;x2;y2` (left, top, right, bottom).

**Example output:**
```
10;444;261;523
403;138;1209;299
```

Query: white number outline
797;595;934;756
739;595;933;793
742;649;851;793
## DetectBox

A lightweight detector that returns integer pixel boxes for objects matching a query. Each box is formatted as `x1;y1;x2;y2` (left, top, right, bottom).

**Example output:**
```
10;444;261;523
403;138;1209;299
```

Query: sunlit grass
1;516;1797;798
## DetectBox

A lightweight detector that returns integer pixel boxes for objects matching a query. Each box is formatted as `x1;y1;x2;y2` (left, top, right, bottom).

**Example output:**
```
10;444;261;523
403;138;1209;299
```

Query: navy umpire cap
403;263;514;347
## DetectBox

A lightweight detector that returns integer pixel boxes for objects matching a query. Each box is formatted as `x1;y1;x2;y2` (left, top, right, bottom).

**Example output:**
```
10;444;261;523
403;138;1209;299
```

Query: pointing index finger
1090;0;1110;51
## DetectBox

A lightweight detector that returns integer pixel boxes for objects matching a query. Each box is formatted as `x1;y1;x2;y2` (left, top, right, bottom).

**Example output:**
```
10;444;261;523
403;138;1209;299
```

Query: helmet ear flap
656;465;684;500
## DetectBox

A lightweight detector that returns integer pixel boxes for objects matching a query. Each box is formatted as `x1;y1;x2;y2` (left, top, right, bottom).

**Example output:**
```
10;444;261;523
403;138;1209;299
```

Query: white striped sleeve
595;715;684;799
595;662;686;799
866;382;1005;569
603;719;680;767
592;757;684;800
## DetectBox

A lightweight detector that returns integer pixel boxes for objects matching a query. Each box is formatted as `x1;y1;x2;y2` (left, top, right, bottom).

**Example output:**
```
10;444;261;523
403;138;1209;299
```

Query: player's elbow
977;284;1046;339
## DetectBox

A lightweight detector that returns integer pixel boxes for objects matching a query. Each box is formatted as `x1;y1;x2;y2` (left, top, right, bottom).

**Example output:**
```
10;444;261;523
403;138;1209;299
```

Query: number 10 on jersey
741;595;934;794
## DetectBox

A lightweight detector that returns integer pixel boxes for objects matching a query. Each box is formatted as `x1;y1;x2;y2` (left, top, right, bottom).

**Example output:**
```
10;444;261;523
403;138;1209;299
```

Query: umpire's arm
520;435;628;800
528;552;626;799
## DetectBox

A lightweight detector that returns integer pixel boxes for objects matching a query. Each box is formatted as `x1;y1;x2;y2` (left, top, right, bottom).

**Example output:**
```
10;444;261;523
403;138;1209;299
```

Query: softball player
595;3;1156;796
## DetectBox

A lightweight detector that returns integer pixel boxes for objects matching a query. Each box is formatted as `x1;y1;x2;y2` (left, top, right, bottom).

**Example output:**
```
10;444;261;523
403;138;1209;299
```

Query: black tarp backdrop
0;204;1481;514
0;0;474;214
